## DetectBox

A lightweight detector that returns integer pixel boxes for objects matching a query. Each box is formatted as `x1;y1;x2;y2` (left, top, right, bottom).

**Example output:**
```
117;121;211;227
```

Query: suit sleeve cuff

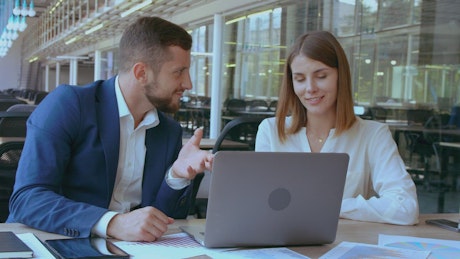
166;167;191;190
91;211;119;238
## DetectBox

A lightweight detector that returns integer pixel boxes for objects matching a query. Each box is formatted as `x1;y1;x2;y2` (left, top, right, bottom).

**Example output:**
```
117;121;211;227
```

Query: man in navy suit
8;17;213;242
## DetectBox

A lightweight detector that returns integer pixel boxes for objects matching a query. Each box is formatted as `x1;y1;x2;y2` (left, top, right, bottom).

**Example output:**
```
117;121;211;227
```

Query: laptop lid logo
268;187;291;211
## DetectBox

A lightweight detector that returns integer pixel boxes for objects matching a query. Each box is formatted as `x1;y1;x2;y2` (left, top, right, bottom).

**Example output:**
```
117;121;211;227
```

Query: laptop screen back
201;151;349;248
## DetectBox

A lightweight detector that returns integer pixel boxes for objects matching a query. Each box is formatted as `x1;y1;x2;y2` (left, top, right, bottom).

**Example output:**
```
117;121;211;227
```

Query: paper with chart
378;234;460;259
318;241;430;259
115;232;309;259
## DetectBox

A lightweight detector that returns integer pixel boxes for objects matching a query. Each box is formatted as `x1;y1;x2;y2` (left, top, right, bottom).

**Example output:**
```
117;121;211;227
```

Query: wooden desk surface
0;222;67;241
173;214;460;258
390;124;460;136
1;214;458;258
439;142;460;149
1;214;459;258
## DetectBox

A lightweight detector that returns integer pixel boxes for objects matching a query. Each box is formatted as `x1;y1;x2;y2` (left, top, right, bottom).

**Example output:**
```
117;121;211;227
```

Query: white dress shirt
92;76;189;237
110;78;159;212
256;116;419;225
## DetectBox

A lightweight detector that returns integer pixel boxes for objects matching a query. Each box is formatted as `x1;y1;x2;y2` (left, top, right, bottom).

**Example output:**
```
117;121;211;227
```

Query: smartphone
425;219;460;233
45;237;130;259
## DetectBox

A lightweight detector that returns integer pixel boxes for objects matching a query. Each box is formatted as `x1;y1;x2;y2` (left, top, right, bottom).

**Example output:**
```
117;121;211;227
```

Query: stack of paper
320;234;460;259
115;232;310;259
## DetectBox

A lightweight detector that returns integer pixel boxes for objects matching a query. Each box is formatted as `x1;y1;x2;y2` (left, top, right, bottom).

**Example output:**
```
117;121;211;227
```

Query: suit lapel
96;77;120;195
142;113;173;205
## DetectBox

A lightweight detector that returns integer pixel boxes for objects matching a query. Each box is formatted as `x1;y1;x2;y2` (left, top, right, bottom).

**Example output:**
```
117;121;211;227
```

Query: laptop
181;151;349;248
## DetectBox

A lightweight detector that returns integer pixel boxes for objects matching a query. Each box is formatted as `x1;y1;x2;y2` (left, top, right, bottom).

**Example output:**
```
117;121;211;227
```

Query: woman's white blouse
255;117;419;225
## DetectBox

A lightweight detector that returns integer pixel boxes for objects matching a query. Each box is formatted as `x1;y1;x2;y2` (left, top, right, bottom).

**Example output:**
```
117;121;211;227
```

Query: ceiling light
65;36;78;45
85;23;104;35
247;9;273;19
225;16;246;25
18;16;27;32
120;0;153;18
28;0;36;17
13;0;21;16
20;0;29;17
29;56;38;63
6;16;14;31
10;30;19;40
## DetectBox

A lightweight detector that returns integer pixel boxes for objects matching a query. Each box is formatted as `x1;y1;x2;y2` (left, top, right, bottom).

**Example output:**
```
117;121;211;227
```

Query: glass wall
188;0;459;108
187;0;460;213
189;25;211;98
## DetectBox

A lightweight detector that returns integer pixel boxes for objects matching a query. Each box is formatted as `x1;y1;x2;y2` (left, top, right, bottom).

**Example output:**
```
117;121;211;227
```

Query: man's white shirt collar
115;76;159;129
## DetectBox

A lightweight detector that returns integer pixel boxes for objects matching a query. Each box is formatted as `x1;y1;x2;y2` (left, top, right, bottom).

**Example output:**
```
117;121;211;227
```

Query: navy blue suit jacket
7;77;192;237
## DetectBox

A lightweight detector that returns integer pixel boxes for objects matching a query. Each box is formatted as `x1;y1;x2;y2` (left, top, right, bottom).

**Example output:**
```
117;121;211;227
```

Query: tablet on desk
45;238;129;259
426;219;460;233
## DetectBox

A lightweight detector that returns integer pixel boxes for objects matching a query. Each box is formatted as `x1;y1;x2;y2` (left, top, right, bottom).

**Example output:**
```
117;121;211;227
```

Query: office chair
0;99;27;112
189;117;264;218
33;91;48;105
6;104;37;112
404;112;452;186
247;99;268;112
0;141;24;222
406;109;434;126
430;142;460;212
224;99;247;116
0;111;32;137
212;116;264;154
268;100;278;112
369;107;387;122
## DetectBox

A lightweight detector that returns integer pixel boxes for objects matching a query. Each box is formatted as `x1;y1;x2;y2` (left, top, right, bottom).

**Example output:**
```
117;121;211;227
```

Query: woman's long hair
276;31;356;142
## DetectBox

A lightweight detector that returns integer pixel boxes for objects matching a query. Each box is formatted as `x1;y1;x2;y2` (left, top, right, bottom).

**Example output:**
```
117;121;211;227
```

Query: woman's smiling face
291;54;338;117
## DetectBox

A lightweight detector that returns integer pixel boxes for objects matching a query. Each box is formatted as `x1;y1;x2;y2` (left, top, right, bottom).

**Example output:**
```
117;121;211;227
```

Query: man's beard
144;85;180;113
